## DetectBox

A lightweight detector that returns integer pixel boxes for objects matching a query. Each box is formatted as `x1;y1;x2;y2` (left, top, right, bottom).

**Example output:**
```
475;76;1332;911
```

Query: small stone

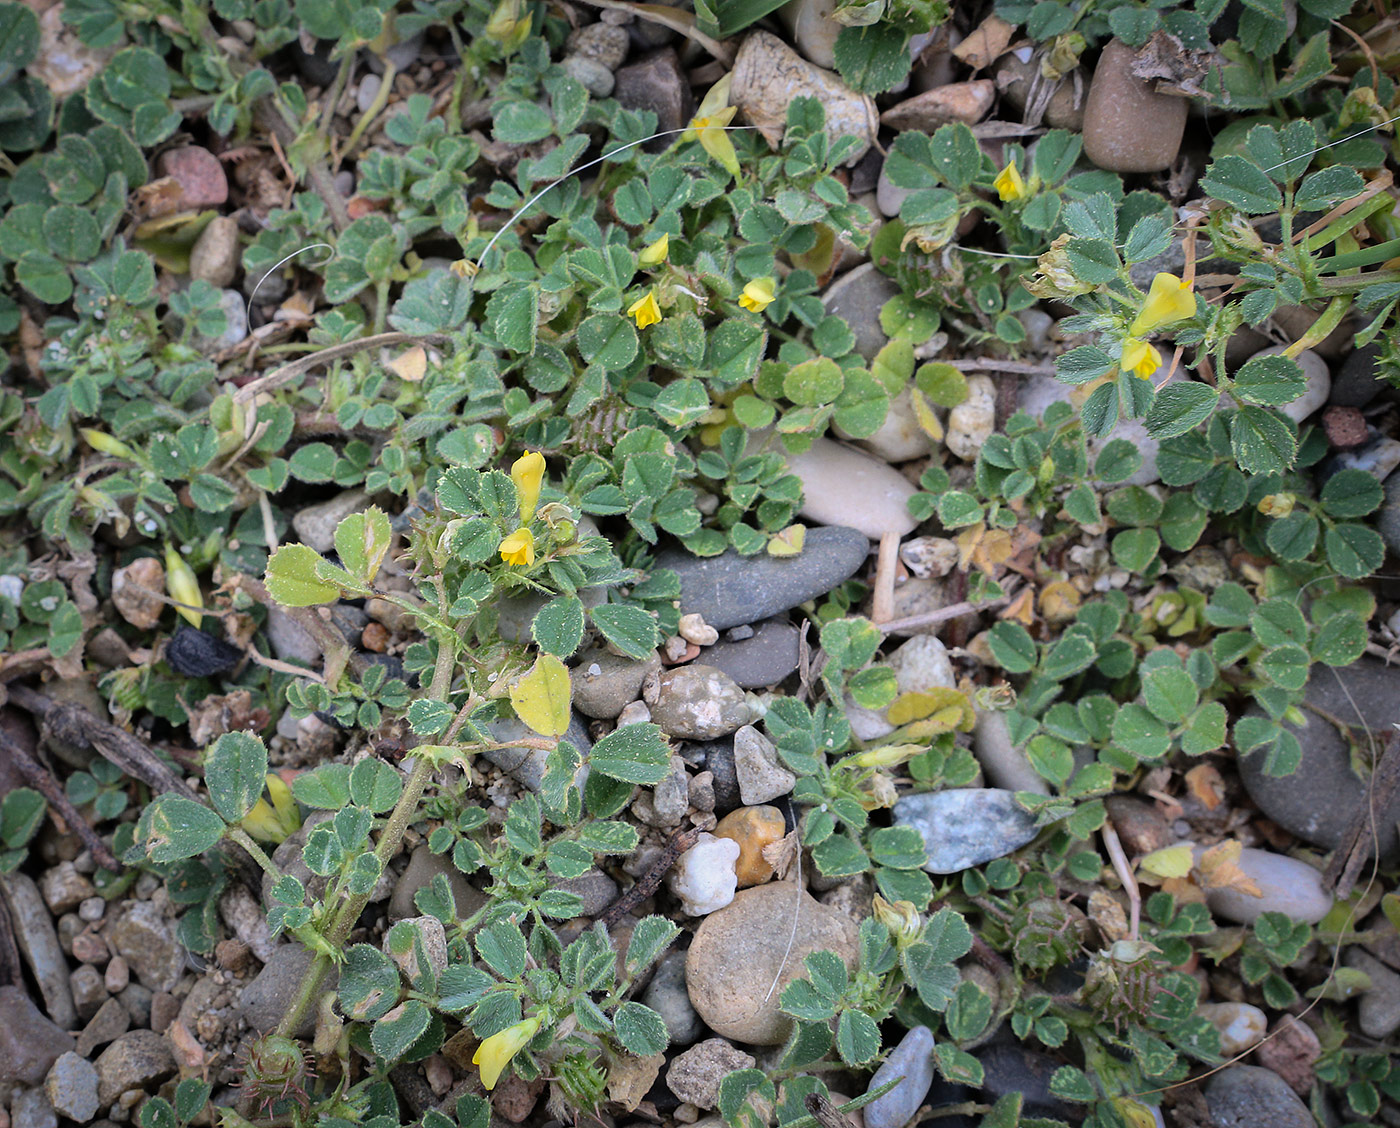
103;954;128;993
219;884;278;964
614;48;691;133
875;161;913;220
106;900;184;992
641;950;702;1045
894;789;1039;873
1205;1065;1313;1128
862;1026;935;1128
822;263;901;362
551;869;618;918
46;1053;101;1123
946;375;996;461
0;986;75;1085
70;965;109;1022
1253;1016;1320;1096
239;945;339;1039
155;147;228;209
1196;1002;1267;1056
212;288;248;347
686;882;860;1044
689;771;716;813
572;647;661;720
79;898;105;923
1347;949;1400;1039
1383;470;1400;557
880;80;995;131
163;626;241;678
645;665;750;740
667;1039;755;1110
783;437;918;539
668;833;740;916
848;387;934;463
1102;795;1171;856
110;559;165;631
1330;342;1387;407
970;709;1048;795
1322;405;1368;449
649;754;691;827
656;526;869;631
617;700;651;726
356;73;381;114
3;873;78;1028
561;55;614;97
11;1088;57;1128
94;1030;176;1106
692;739;742;815
264;606;321;666
993;51;1085;130
30;6;113;99
293;490;369;553
1326;436;1400;482
732;725;796;806
390;845;489;922
1196;846;1333;925
701;619;801;689
977;1044;1080;1121
1081;39;1187;172
567;22;629;69
664;634;696;663
72;931;108;967
149;992;178;1034
848;634;959;740
117;984;151;1027
189;217;240;288
713;805;786;887
779;0;843;68
41;863;96;915
678;613;720;647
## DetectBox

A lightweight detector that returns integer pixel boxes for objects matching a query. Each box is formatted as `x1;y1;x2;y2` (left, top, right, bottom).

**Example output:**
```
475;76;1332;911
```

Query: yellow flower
627;289;662;329
638;232;669;266
164;543;204;628
484;0;532;48
852;743;923;769
499;527;535;567
1129;272;1196;336
1120;337;1162;379
241;774;302;844
473;1016;542;1091
994;161;1027;202
682;75;741;179
1258;493;1296;518
739;277;776;313
510;450;545;523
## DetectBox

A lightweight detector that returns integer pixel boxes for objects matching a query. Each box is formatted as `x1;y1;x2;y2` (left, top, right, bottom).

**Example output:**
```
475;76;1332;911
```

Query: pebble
847;634;958;742
1102;795;1171;855
778;0;841;68
79;898;105;923
669;832;740;916
1346;949;1400;1039
264;606;321;666
390;844;489;922
880;81;995;131
94;1030;176;1106
713;805;786;886
849;388;934;463
971;710;1049;795
106;901;184;992
993;51;1086;130
11;1088;56;1128
1081;38;1187;172
567;22;629;69
483;713;592;793
2;873;78;1028
1196;1002;1267;1056
1246;346;1330;424
292;489;369;553
946;374;996;462
732;725;796;806
667;1039;755;1110
822;263;901;362
1325;436;1400;481
641;950;702;1045
701;619;801;689
552;868;618;918
189;216;240;288
977;1044;1081;1122
40;863;96;915
641;754;691;828
110;559;165;631
155;146;228;209
614;48;691;134
496;582;606;644
1204;1065;1314;1128
1253;1016;1320;1096
685;882;859;1044
239;944;338;1039
678;613;719;647
562;55;614;98
1193;845;1333;925
572;647;661;719
1330;342;1385;407
75;998;128;1058
117;984;151;1027
1018;372;1168;486
218;885;277;964
70;965;110;1021
875;162;913;220
212;289;248;347
1383;470;1400;556
784;437;918;539
149;991;178;1034
687;739;741;815
46;1052;101;1123
617;700;651;726
1238;661;1400;863
862;1026;935;1128
645;665;750;740
0;986;75;1085
731;31;877;167
30;6;112;99
655;525;869;631
894;789;1039;873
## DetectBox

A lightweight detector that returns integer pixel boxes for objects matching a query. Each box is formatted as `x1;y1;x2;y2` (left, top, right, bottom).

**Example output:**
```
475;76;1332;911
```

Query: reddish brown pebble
1253;1015;1320;1096
1321;405;1368;450
1104;795;1172;856
1081;39;1187;172
492;1072;545;1122
215;938;252;973
154;146;228;209
362;622;390;652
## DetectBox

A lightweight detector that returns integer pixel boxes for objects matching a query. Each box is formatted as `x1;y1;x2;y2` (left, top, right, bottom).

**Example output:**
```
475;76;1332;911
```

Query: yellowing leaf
335;507;392;588
509;653;571;738
1196;840;1263;898
387;345;427;382
886;687;975;732
909;386;944;442
1111;1098;1160;1128
1038;580;1081;624
1139;844;1194;879
767;524;806;557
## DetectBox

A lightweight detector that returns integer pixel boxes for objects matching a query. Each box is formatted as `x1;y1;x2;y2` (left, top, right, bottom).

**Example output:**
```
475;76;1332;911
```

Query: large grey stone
45;1051;100;1122
701;619;801;688
0;986;75;1085
106;900;184;993
863;1025;935;1128
641;950;701;1045
655;525;869;631
894;789;1040;873
822;263;900;362
94;1030;176;1105
783;437;920;539
1205;1065;1313;1128
239;944;339;1039
1195;845;1332;925
645;665;750;741
2;873;77;1027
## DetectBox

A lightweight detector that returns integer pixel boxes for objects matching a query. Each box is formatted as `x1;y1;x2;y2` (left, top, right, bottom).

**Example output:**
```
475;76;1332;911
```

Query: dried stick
1324;728;1400;899
871;531;900;626
0;728;121;870
875;586;1016;636
231;333;448;405
1101;819;1140;941
0;872;25;987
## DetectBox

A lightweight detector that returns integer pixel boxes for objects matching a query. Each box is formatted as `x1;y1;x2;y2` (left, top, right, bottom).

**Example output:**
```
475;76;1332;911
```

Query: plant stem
343;61;398;158
227;827;283;880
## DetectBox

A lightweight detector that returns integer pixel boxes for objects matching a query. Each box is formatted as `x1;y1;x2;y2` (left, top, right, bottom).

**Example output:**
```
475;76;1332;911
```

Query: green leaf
291;763;352;808
203;732;268;823
1144;382;1219;438
1257;643;1309;690
1232;354;1306;406
349;758;403;812
1324;523;1384;579
1142;664;1198;725
407;699;454;737
476;921;527;979
1057;345;1118;385
0;2;40;84
589;722;671;785
589;603;658;660
1265;512;1319;561
1049;1065;1097;1103
1320;469;1383;519
1111;528;1160;573
1181;701;1227;756
625;915;681;976
1311;612;1367;667
577;312;639;370
138;795;225;862
334;507;392;588
1111;704;1170;761
988;621;1036;673
1201;154;1283;214
835;1009;881;1065
339;945;404;1018
832;22;910;94
1230;407;1296;475
265;544;342;606
493;100;553;144
613;1002;669;1056
533;595;586;657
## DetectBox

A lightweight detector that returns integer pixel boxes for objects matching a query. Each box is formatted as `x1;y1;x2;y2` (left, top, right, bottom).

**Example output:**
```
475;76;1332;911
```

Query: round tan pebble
361;621;390;652
712;805;786;887
1081;39;1187;172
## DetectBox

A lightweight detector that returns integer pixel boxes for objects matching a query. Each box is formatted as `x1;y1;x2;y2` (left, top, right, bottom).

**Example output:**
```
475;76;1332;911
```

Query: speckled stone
645;665;750;740
894;789;1039;873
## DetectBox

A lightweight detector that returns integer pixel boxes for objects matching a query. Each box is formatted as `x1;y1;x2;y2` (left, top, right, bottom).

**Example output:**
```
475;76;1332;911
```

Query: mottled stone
189;216;240;288
1205;1066;1313;1128
1196;1002;1267;1056
894;789;1039;873
641;950;701;1045
106;900;184;993
572;647;661;719
155;147;228;209
669;833;740;916
46;1052;101;1122
732;725;796;805
75;998;129;1059
713;805;786;886
1082;39;1187;172
614;48;691;134
667;1039;755;1110
645;665;750;740
94;1030;176;1105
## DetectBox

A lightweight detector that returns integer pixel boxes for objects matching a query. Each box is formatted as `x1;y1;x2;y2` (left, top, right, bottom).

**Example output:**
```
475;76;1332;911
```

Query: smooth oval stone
702;619;801;688
1194;845;1333;925
784;437;919;539
1082;39;1187;172
1205;1066;1313;1128
863;1025;935;1128
822;263;900;362
655;525;870;631
1196;1002;1267;1055
894;789;1039;873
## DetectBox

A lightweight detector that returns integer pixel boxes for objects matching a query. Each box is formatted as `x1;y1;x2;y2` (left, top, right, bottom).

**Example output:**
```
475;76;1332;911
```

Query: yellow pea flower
1120;337;1162;379
499;527;535;567
739;277;776;313
80;429;137;461
638;232;669;266
241;774;302;844
473;1015;542;1090
164;543;204;628
510;450;545;523
852;743;923;769
1129;272;1196;336
993;161;1028;202
627;289;662;329
683;74;741;179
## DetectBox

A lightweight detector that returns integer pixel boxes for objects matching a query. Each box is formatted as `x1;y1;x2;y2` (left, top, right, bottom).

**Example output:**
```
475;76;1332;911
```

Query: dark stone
0;985;75;1085
977;1044;1082;1122
164;626;241;677
681;738;740;815
613;49;691;136
1329;343;1388;408
291;37;341;86
701;619;801;688
1205;1065;1313;1128
1380;468;1400;557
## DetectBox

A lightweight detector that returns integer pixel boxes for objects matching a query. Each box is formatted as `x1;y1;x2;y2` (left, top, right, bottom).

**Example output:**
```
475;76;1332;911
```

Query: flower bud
164;543;204;628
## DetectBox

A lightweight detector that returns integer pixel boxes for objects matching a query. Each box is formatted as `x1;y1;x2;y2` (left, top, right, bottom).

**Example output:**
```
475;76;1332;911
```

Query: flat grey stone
863;1025;935;1128
0;986;75;1085
239;944;338;1039
894;789;1039;873
701;619;801;688
483;713;592;792
822;262;899;362
2;874;77;1028
46;1052;100;1122
655;525;869;631
641;950;701;1045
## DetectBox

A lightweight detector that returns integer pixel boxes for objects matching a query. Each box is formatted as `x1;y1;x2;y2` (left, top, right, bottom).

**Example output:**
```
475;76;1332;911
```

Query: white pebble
678;613;719;646
668;833;740;916
616;700;651;727
78;897;105;922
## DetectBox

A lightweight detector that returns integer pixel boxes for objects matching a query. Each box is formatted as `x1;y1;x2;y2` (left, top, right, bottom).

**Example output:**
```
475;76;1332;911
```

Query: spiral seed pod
239;1034;313;1113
